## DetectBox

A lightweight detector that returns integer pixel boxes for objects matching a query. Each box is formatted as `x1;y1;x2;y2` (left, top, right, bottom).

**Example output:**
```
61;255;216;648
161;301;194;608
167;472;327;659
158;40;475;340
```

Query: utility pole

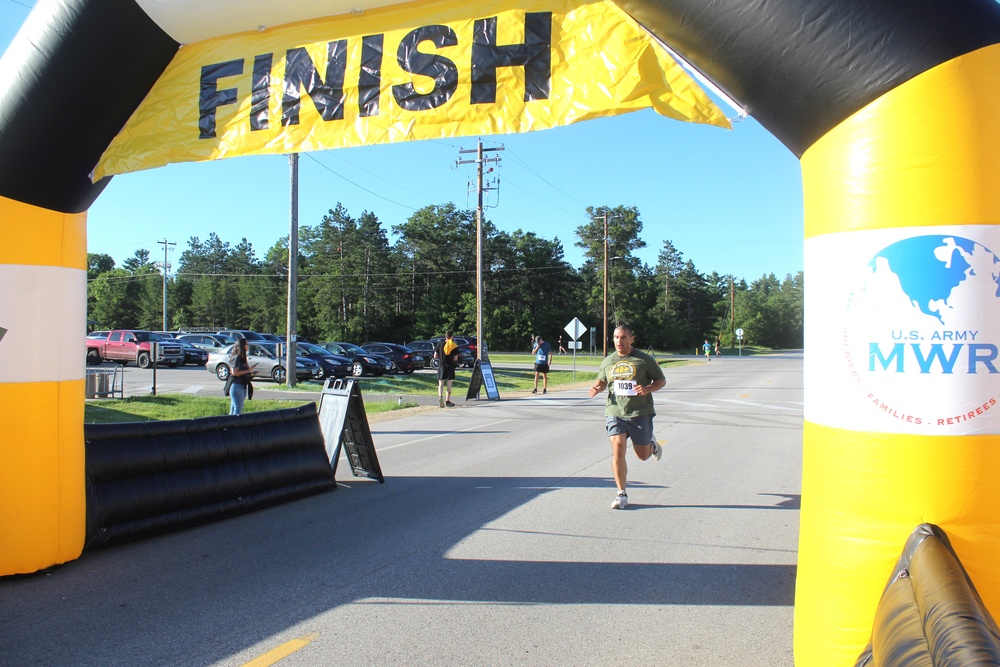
730;275;735;341
457;139;502;361
286;153;299;387
157;239;175;331
603;214;608;357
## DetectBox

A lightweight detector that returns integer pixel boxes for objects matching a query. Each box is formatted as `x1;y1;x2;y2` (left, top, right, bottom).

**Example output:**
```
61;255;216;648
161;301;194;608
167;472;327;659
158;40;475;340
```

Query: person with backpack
434;330;460;408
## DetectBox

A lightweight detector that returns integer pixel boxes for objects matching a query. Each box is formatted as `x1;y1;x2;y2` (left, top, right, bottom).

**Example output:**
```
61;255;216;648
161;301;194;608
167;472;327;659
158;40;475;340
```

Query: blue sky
2;0;803;280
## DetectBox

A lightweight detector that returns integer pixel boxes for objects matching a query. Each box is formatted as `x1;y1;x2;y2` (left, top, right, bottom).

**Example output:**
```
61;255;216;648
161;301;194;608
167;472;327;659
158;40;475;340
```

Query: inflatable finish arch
3;0;1000;664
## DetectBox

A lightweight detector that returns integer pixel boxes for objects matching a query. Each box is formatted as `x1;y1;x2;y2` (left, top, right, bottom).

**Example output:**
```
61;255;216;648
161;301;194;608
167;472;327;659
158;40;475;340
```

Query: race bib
613;379;638;396
536;352;547;363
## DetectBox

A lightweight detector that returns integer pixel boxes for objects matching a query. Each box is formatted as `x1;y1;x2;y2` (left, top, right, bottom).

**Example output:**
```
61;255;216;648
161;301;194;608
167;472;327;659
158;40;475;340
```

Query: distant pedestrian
715;336;721;357
532;335;553;394
703;339;712;360
434;330;460;408
558;335;567;354
589;325;666;509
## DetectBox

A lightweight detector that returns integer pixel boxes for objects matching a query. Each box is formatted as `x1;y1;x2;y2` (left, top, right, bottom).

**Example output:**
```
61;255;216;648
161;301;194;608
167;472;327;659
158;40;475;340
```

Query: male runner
589;325;666;509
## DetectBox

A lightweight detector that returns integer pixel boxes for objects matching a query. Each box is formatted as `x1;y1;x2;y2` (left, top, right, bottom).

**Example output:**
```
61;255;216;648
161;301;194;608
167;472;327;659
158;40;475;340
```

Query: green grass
266;354;701;395
486;352;607;367
83;394;415;424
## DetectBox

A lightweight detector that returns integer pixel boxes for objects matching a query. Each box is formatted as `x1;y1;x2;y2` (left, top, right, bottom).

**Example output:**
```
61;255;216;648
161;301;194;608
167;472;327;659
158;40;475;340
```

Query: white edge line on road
374;418;514;451
655;398;717;408
718;399;799;411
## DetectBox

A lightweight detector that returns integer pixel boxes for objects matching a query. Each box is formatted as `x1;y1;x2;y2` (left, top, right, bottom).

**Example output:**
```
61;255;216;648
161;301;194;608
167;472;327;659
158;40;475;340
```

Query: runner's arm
589;379;607;398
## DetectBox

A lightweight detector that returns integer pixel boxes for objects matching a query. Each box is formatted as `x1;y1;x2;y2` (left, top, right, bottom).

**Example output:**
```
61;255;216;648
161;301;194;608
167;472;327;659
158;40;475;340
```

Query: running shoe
445;401;455;407
439;396;446;408
651;439;662;461
611;491;628;510
542;388;547;394
531;388;538;394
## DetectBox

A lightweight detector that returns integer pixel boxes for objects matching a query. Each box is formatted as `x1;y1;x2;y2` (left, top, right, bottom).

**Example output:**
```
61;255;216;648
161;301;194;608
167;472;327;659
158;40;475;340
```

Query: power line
303;153;419;211
502;145;590;210
317;150;448;205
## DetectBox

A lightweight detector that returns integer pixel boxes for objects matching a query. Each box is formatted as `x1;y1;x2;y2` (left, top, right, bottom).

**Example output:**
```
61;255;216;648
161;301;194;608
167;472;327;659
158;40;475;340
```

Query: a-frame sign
466;359;500;401
318;378;384;483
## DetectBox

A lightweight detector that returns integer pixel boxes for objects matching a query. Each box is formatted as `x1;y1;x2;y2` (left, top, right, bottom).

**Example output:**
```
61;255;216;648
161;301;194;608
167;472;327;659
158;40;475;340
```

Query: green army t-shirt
597;348;665;418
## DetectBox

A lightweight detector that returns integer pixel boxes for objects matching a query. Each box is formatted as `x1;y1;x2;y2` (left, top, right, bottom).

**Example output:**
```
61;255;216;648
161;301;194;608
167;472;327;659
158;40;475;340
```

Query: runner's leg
610;433;629;491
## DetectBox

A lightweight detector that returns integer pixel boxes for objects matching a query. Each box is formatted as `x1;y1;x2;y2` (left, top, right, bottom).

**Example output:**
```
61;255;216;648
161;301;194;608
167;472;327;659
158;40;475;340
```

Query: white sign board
564;317;586;341
735;328;744;339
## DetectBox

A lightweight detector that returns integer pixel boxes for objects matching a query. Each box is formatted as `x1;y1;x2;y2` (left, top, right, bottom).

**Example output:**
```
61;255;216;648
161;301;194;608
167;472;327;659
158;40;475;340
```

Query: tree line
87;202;803;352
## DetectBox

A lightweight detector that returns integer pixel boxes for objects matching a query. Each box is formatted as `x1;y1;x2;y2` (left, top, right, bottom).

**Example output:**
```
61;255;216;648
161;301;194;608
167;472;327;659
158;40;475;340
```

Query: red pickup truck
86;330;185;368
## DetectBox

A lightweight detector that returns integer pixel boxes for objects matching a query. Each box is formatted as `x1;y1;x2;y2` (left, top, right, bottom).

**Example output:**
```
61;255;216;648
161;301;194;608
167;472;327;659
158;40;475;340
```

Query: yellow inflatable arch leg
0;197;87;574
796;44;1000;666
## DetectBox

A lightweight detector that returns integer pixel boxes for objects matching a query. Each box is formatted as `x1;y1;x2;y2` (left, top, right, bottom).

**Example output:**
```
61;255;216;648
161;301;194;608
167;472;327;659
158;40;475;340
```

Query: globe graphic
827;233;1000;433
864;235;1000;327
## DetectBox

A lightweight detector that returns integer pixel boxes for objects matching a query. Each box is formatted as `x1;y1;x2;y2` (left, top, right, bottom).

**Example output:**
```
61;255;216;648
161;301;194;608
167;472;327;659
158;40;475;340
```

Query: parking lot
86;360;444;402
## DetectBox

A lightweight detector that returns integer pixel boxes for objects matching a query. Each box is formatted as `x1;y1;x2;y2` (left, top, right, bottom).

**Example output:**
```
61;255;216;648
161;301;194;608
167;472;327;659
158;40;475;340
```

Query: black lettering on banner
282;41;348;126
199;59;244;139
359;34;384;118
250;54;272;131
393;25;459;111
471;12;552;104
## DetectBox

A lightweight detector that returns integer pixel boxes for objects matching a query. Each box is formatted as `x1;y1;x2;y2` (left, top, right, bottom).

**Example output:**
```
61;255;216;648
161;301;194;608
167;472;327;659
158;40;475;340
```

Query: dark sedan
361;342;424;374
405;340;437;368
173;338;209;366
319;342;393;377
294;341;353;379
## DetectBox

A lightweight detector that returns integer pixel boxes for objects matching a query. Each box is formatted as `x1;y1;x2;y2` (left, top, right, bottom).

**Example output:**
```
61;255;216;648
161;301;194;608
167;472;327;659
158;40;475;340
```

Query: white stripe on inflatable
0;265;86;384
134;0;408;44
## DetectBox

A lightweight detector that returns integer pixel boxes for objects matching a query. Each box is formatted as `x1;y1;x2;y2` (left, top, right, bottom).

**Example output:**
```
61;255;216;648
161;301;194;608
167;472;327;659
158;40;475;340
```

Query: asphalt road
8;352;802;666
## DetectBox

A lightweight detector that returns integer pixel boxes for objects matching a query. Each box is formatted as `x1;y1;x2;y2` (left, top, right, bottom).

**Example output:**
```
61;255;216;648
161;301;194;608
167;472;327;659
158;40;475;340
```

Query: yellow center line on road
241;633;319;667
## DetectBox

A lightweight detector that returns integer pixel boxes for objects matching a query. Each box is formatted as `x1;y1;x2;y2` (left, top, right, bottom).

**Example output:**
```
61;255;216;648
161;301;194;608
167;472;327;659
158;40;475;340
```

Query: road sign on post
736;327;744;356
564;317;586;341
564;317;586;381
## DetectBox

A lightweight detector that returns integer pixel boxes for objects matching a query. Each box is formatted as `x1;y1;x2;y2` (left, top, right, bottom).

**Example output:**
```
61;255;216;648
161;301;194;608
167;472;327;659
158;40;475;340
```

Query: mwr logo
843;234;1000;429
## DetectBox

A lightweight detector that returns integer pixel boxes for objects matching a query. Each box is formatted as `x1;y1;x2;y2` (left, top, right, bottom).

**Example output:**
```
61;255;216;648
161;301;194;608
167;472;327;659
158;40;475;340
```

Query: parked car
176;333;235;352
86;330;110;339
457;335;484;360
405;340;437;368
216;329;267;342
295;341;353;379
173;338;209;366
361;342;424;374
318;342;393;377
258;333;282;342
429;336;476;368
207;342;322;383
86;329;185;368
256;342;323;382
